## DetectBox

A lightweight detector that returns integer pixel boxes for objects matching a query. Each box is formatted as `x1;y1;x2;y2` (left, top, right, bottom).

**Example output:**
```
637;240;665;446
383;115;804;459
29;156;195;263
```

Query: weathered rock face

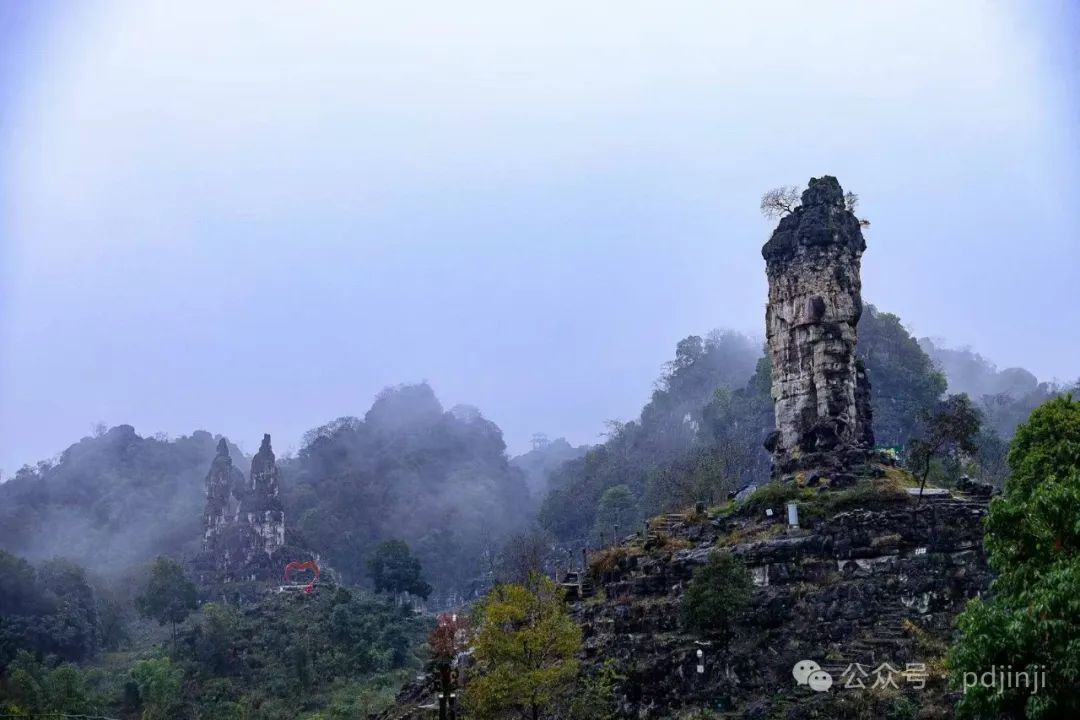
762;176;874;480
204;438;245;543
194;434;311;601
378;484;994;720
241;434;286;556
572;489;992;719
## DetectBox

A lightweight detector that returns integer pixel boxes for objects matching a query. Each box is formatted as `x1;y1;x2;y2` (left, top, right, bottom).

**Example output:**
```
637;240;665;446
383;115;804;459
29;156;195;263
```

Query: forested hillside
538;305;1007;542
920;338;1076;439
280;382;531;592
510;437;589;502
0;550;429;719
0;427;235;574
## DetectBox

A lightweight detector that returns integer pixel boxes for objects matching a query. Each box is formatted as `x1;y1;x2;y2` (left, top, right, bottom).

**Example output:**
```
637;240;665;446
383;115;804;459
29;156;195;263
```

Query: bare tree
497;528;553;585
760;186;801;219
843;191;859;213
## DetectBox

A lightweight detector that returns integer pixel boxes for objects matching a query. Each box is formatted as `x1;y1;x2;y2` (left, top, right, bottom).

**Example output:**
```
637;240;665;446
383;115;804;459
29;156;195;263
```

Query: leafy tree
175;589;428;718
567;661;622;720
857;305;947;447
950;395;1080;719
464;574;582;720
37;558;100;660
135;557;197;647
907;394;982;500
131;657;183;720
541;332;759;540
0;651;96;716
0;552;107;665
366;540;432;599
681;552;753;634
593;485;637;540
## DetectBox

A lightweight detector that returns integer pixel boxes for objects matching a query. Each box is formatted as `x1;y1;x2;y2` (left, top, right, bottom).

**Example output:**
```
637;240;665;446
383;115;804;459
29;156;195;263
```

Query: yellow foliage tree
463;574;582;720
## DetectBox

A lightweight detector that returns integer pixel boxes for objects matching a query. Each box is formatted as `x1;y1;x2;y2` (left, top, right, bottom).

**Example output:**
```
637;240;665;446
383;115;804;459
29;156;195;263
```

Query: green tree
464;574;582;720
681;552;753;634
593;485;637;540
37;558;100;660
0;651;94;716
907;393;982;500
567;661;621;720
131;657;182;720
949;395;1080;719
135;557;197;647
857;305;947;448
366;540;432;599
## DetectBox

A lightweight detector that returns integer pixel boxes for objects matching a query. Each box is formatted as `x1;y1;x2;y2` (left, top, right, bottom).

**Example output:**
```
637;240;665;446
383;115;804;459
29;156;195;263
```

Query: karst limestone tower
203;437;244;546
193;433;318;601
762;176;874;482
240;434;286;556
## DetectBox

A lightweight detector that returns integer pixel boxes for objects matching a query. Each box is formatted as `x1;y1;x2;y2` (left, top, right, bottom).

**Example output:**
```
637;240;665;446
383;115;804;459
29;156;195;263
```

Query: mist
2;1;1078;475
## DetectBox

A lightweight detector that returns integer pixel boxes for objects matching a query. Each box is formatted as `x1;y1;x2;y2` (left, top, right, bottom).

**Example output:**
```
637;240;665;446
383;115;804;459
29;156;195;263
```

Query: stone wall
572;490;992;719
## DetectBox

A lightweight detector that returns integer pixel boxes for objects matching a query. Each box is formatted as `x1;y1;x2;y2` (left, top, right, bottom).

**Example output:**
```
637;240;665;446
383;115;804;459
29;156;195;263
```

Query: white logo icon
793;660;833;692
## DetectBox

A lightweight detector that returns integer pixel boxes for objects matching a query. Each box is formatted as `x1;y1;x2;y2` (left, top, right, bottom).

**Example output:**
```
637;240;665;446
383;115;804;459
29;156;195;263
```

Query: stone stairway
560;570;597;600
645;513;689;543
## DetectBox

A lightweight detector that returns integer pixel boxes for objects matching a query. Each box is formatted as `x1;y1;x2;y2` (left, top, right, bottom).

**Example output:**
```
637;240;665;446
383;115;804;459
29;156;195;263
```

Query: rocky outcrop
193;434;315;601
204;438;246;544
572;487;992;718
240;434;286;556
762;176;874;481
377;483;993;720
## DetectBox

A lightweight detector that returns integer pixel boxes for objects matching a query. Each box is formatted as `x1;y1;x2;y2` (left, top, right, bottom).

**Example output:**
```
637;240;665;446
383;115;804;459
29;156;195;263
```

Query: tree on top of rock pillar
760;176;875;482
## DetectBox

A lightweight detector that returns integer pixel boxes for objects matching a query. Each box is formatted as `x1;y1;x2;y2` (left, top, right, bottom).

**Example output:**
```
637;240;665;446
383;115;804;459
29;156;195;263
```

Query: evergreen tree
950;395;1080;719
135;557;197;648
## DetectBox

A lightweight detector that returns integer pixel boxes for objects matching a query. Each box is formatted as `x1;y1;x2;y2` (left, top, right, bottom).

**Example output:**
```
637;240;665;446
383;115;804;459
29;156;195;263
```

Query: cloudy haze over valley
1;0;1077;472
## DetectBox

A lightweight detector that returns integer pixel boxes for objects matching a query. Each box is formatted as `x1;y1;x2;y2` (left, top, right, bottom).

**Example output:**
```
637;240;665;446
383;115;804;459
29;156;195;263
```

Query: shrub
589;547;630;579
680;553;752;634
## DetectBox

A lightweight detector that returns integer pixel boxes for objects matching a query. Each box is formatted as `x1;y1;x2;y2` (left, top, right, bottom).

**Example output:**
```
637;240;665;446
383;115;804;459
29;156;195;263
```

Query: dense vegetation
540;306;964;541
463;575;615;720
0;383;530;600
680;553;753;635
920;339;1076;440
0;301;1074;719
0;558;430;719
281;382;530;594
0;551;107;667
0;427;230;575
950;394;1080;719
539;331;763;541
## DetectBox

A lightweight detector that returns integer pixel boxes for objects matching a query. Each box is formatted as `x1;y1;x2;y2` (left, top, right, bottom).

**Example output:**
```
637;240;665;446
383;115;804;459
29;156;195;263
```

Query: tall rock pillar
204;438;238;545
762;176;874;481
241;433;286;557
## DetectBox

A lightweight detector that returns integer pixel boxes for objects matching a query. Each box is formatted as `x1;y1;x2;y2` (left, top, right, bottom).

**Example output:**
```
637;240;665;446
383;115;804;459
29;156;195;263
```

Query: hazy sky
1;1;1077;473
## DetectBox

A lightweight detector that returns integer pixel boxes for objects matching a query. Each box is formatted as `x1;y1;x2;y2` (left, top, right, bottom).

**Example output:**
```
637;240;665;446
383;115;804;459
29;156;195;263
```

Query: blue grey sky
1;1;1077;473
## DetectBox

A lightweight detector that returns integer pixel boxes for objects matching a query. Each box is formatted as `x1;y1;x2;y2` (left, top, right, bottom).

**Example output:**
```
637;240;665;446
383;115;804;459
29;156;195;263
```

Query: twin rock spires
202;434;286;579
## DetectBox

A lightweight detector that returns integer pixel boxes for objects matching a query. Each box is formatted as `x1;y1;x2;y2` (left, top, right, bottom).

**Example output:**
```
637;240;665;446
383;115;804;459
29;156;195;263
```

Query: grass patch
651;534;693;552
588;546;642;579
739;482;818;515
739;473;914;524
